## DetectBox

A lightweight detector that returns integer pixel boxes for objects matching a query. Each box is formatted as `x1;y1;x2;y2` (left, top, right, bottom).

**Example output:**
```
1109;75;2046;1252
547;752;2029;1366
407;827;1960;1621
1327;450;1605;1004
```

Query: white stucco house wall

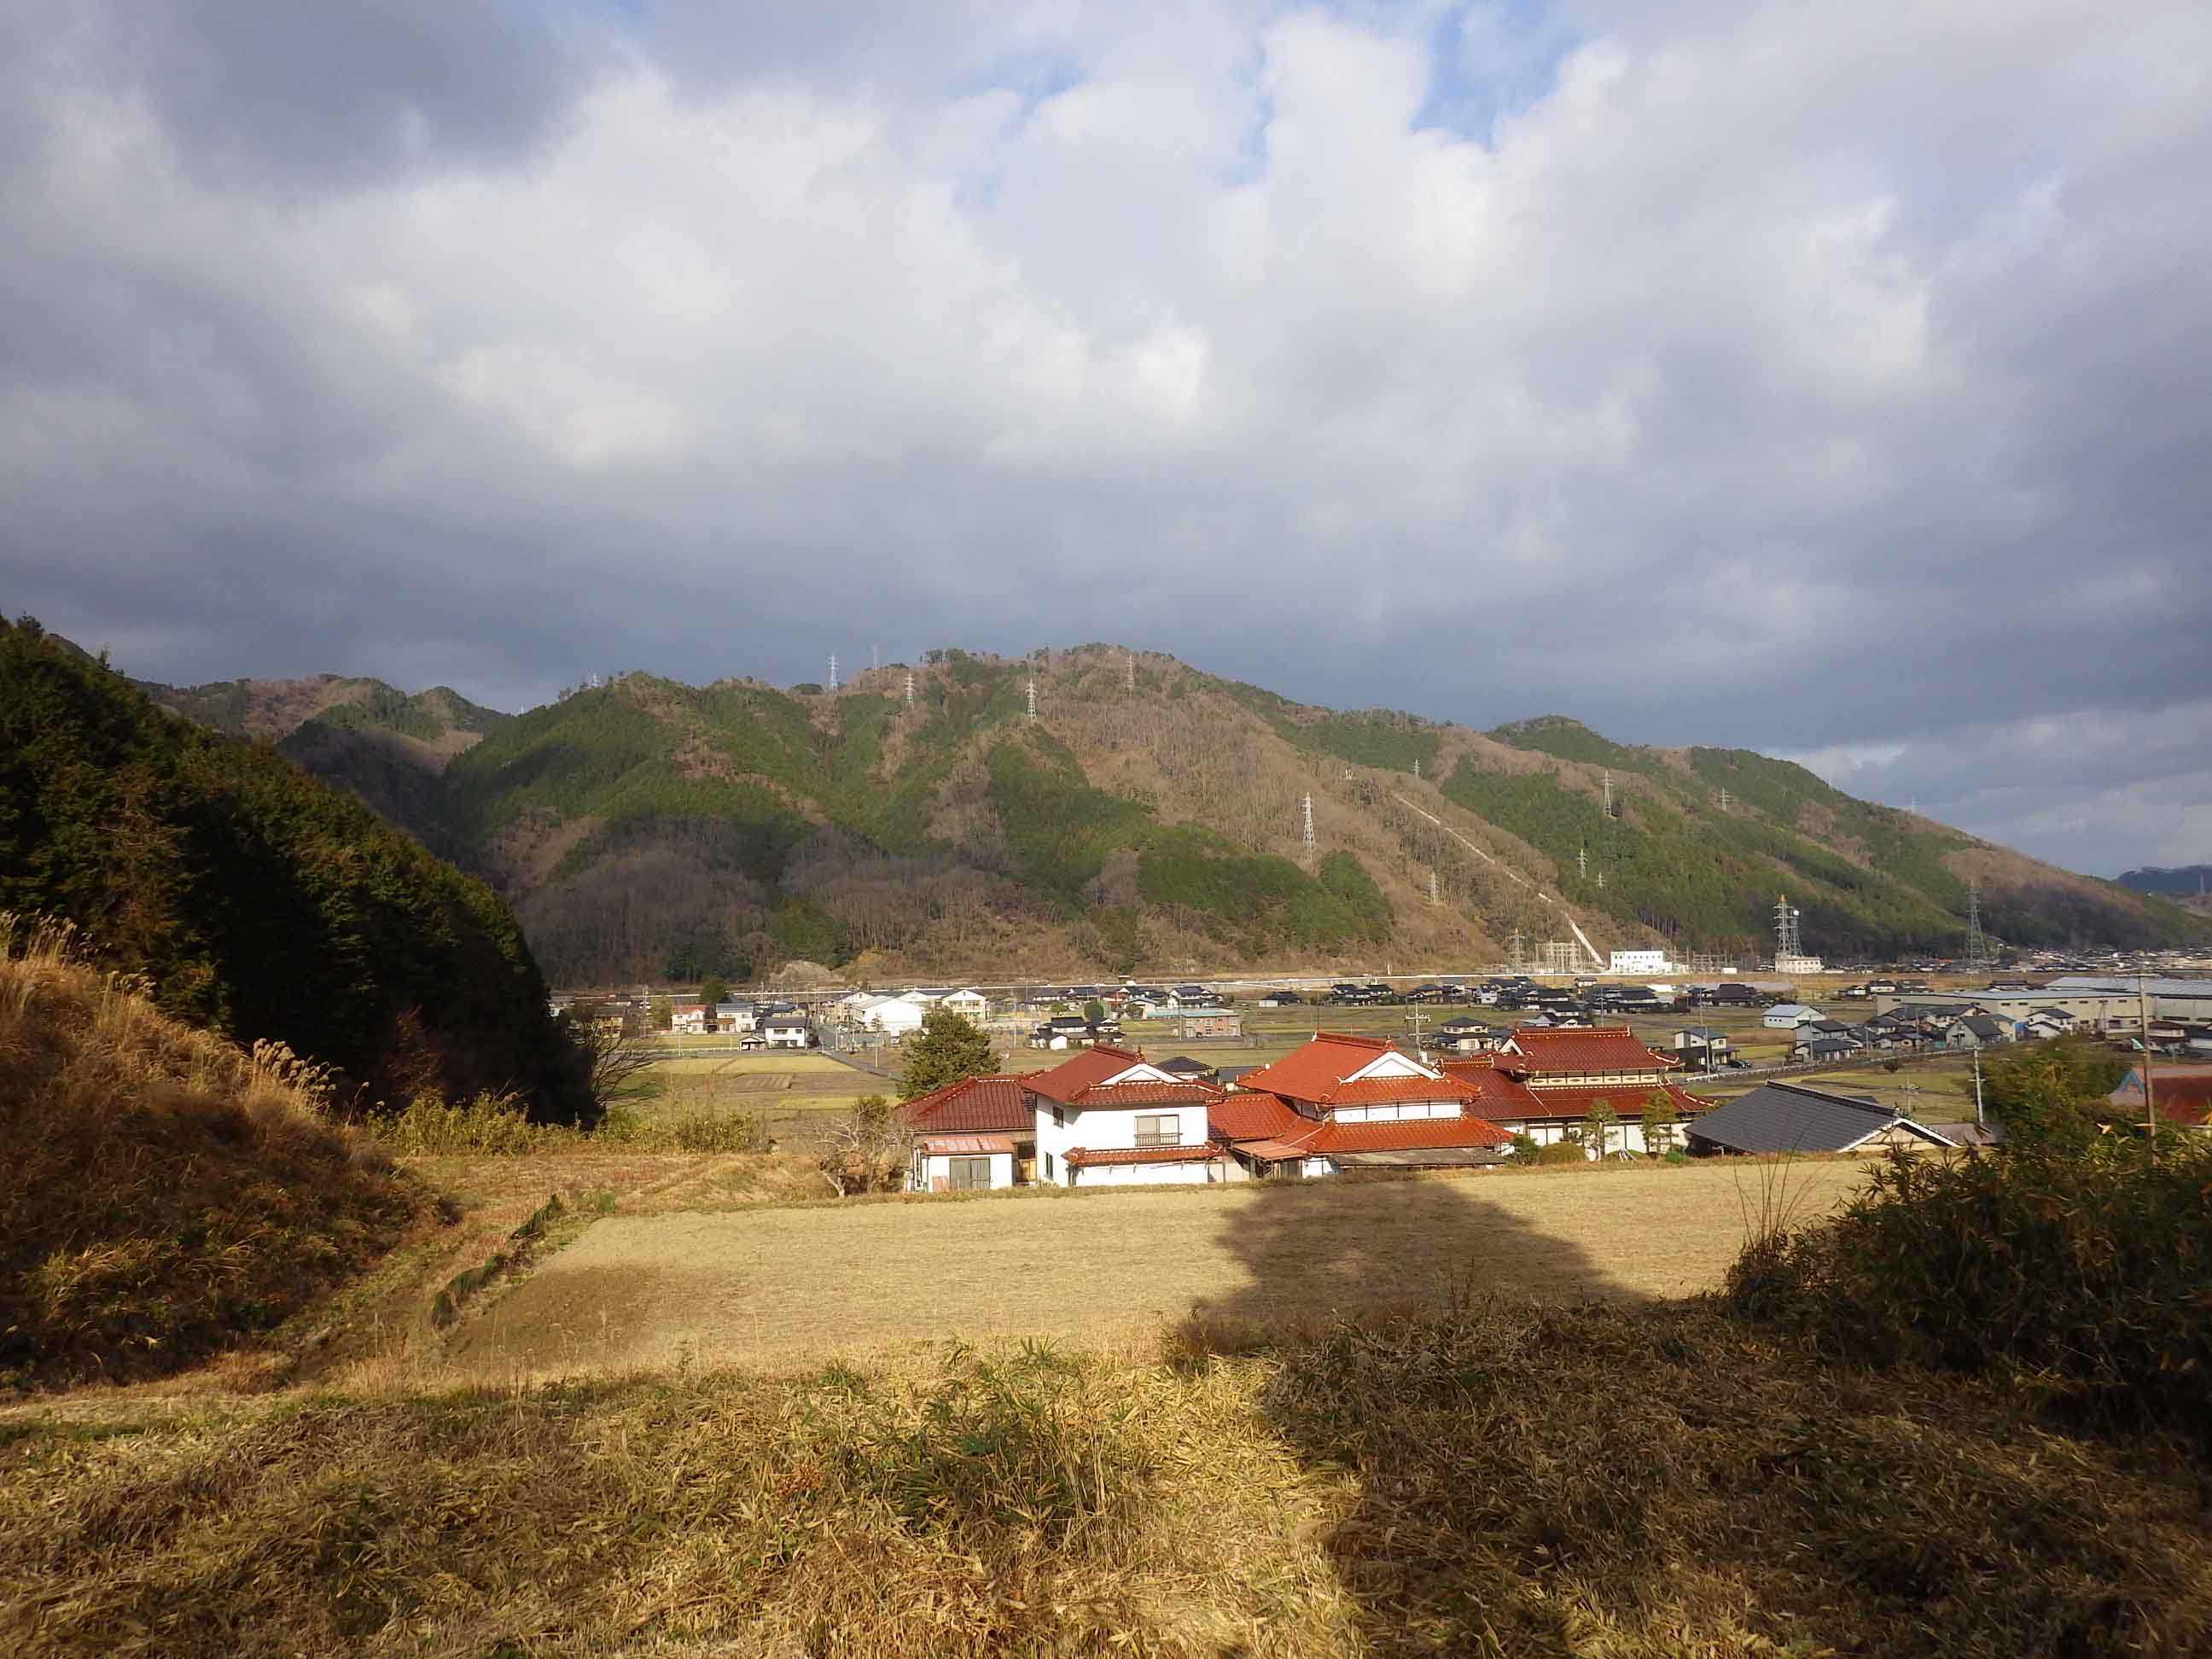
909;1134;1017;1193
1027;1046;1238;1188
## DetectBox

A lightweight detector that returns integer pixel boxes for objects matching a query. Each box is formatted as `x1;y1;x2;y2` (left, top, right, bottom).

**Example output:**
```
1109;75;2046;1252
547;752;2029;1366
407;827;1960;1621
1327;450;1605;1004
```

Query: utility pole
2139;973;2157;1167
1971;1044;1985;1128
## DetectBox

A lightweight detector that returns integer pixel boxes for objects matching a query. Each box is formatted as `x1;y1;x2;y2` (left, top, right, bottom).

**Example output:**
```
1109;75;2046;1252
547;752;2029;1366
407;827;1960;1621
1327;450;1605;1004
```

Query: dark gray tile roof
1686;1082;1946;1154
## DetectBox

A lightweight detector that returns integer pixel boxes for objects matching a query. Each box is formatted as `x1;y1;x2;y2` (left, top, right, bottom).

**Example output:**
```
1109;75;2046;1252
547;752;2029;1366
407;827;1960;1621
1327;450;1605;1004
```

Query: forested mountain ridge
124;644;2206;984
1;620;591;1120
122;669;508;854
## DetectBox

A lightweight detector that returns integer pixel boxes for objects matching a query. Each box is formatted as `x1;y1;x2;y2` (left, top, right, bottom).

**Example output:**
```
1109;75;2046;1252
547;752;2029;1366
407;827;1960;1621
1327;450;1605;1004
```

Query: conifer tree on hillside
0;615;594;1124
899;1008;998;1100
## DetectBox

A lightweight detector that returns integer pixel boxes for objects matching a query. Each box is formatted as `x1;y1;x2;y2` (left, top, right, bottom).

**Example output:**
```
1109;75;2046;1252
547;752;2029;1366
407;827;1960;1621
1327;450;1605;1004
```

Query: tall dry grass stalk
0;912;422;1388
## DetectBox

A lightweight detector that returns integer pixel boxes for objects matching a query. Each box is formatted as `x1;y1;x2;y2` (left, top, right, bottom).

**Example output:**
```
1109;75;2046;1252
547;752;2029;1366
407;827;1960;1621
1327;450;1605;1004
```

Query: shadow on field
1175;1170;2212;1658
1188;1170;1640;1335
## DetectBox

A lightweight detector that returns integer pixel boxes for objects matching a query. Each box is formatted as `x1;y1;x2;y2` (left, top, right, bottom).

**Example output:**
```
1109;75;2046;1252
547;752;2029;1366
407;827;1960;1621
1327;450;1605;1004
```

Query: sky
3;1;2208;878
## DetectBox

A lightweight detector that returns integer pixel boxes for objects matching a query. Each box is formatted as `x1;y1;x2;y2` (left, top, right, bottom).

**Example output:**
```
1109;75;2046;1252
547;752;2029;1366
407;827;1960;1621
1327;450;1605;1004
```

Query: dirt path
447;1161;1867;1379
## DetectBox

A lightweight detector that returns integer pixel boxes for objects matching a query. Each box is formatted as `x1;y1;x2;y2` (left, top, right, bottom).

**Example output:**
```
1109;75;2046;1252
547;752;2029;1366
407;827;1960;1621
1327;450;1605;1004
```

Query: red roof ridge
1309;1030;1394;1049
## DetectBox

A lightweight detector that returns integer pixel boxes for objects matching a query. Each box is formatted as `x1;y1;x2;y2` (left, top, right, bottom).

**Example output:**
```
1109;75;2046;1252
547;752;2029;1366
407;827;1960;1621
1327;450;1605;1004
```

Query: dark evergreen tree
899;1008;998;1100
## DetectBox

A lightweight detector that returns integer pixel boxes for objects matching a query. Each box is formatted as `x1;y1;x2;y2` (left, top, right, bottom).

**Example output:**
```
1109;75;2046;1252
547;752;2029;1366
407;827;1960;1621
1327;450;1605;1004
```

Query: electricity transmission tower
1125;650;1136;691
1603;769;1612;816
904;671;915;707
1429;870;1440;905
1964;881;1988;969
1026;677;1038;719
1301;794;1316;853
827;655;838;692
1718;787;1729;812
1773;894;1804;962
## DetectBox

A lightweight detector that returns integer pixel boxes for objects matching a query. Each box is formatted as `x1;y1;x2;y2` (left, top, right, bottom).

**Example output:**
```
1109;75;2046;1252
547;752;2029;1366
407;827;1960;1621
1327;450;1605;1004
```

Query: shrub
1534;1142;1587;1167
1726;1132;2212;1431
1509;1132;1540;1165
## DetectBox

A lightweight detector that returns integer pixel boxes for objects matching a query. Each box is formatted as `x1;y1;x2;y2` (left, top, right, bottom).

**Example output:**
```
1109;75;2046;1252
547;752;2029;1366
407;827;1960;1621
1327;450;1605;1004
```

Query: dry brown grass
445;1162;1871;1380
5;1298;2207;1658
0;917;424;1389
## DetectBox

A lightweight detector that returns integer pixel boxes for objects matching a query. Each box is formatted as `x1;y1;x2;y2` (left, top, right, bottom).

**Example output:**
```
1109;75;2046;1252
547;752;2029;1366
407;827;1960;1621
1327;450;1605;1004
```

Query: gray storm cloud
2;0;2207;874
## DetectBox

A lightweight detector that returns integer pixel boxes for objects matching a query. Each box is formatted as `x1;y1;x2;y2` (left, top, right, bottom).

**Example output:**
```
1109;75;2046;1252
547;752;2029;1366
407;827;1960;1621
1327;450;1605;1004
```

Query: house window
948;1157;992;1191
1134;1115;1179;1148
1042;1150;1055;1179
1051;1105;1065;1128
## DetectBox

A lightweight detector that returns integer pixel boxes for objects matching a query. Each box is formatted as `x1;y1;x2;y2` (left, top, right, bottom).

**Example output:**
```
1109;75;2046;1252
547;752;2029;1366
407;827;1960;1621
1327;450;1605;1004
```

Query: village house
761;1016;817;1050
1761;1003;1822;1029
1686;1083;1959;1156
902;1046;1236;1190
1670;1026;1736;1069
1208;1033;1510;1176
1178;1009;1243;1039
855;993;928;1038
1445;1026;1711;1156
937;988;989;1022
715;1001;757;1034
2107;1063;2212;1133
1944;1015;2009;1051
1030;1045;1231;1186
901;1074;1039;1183
669;998;711;1034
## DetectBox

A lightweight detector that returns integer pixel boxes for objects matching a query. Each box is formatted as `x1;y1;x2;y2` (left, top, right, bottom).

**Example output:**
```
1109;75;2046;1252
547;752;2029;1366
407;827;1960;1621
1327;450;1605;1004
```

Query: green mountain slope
128;646;2208;983
1;619;590;1121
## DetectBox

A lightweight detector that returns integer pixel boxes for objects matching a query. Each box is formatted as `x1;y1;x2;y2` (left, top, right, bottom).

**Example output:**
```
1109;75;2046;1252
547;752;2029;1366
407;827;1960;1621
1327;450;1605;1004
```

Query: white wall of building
911;1149;1016;1192
1035;1102;1209;1183
1609;951;1674;975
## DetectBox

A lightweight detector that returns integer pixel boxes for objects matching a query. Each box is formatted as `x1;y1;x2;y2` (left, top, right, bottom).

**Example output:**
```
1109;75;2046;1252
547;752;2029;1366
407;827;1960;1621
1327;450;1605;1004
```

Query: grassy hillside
120;644;2206;982
0;618;591;1119
0;919;424;1388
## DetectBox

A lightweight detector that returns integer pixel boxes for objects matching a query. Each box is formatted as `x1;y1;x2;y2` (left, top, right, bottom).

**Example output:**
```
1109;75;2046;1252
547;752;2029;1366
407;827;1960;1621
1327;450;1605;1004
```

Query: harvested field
449;1161;1868;1378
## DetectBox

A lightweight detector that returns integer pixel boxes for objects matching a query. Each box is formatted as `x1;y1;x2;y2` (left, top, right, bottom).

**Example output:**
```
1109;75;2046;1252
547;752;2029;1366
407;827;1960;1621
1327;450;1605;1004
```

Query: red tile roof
2131;1076;2212;1126
1063;1144;1224;1167
1065;1080;1221;1108
1025;1044;1155;1103
1303;1113;1510;1154
1499;1026;1679;1077
899;1074;1034;1135
1233;1033;1477;1107
1208;1085;1507;1155
1208;1091;1315;1142
1440;1061;1545;1115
